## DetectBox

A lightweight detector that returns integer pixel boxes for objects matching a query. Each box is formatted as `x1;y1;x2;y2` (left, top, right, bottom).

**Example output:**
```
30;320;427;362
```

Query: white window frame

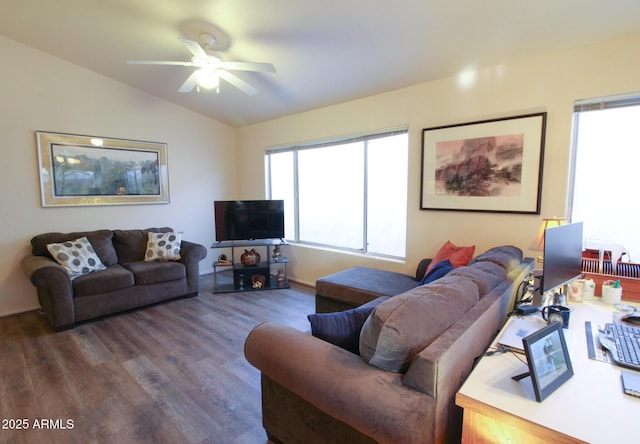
569;91;640;261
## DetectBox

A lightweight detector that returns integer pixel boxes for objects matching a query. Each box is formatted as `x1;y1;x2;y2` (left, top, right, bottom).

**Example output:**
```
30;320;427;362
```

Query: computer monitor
538;221;584;303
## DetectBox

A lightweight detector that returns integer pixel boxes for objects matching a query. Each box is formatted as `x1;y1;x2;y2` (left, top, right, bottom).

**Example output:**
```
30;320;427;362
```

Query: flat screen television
541;221;584;294
214;200;285;241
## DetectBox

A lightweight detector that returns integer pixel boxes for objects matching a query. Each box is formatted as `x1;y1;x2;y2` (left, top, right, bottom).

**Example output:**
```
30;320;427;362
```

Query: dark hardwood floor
0;273;315;444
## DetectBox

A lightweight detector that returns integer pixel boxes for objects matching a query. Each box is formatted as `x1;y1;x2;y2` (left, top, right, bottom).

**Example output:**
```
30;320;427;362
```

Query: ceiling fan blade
178;71;199;93
127;60;196;66
222;61;276;73
218;70;258;95
179;38;207;58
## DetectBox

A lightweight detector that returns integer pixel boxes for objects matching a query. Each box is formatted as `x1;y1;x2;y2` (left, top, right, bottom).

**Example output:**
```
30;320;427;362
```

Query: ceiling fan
127;33;276;95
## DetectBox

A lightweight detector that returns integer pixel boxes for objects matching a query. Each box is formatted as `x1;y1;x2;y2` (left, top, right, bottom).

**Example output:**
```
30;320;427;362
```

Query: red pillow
425;241;475;275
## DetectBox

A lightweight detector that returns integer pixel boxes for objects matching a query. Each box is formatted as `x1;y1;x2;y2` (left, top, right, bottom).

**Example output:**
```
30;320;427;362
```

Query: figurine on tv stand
272;245;281;262
217;254;232;266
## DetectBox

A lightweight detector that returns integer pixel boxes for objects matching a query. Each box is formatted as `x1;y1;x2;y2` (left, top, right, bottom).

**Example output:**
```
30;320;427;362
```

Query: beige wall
4;32;640;316
238;33;640;286
0;36;238;316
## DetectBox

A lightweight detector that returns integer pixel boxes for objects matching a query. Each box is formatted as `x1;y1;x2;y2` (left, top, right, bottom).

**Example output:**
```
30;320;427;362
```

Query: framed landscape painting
36;131;169;207
420;112;546;213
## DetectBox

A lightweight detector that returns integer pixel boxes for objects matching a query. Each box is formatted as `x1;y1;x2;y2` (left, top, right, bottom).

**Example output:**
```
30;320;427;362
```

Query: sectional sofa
245;245;533;443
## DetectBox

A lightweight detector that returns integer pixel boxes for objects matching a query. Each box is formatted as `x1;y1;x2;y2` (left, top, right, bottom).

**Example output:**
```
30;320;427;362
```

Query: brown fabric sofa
245;246;533;444
21;227;207;331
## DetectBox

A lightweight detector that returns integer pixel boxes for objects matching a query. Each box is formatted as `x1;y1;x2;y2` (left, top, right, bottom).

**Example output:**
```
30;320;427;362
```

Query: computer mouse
621;312;640;325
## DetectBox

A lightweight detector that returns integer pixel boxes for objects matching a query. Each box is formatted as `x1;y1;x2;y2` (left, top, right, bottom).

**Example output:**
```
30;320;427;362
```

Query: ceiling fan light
196;69;219;89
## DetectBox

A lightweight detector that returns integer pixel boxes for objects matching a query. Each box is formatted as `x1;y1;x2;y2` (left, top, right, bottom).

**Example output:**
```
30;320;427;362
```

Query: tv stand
210;239;289;293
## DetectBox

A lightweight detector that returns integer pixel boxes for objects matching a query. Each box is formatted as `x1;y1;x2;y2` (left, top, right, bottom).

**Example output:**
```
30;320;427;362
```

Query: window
570;93;640;261
266;129;408;259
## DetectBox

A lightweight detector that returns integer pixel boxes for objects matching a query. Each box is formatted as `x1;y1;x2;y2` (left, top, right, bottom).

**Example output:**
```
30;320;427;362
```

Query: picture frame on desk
515;321;574;402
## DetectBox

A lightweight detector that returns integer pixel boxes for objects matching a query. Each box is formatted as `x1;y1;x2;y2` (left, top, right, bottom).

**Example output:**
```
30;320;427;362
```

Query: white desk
456;300;640;443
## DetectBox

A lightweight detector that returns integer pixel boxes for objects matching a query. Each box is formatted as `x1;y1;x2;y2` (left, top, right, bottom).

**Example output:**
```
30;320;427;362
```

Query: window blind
574;91;640;112
265;126;408;154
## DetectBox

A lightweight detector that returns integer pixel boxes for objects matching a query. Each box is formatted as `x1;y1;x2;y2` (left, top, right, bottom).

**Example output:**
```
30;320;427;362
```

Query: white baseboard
0;305;41;319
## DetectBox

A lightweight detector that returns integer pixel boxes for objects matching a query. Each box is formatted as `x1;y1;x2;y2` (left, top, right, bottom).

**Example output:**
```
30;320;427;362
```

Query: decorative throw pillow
418;259;454;286
144;232;182;262
46;237;106;279
424;240;475;275
308;296;389;354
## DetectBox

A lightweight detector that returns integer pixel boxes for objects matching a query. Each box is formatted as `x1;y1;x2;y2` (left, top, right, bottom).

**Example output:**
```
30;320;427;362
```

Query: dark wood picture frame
420;112;546;213
517;322;574;402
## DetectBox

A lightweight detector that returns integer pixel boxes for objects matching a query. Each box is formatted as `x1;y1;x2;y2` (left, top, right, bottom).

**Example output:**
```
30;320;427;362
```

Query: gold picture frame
36;131;169;207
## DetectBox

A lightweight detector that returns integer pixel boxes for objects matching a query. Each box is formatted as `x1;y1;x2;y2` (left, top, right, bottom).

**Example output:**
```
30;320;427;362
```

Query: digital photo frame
512;321;574;402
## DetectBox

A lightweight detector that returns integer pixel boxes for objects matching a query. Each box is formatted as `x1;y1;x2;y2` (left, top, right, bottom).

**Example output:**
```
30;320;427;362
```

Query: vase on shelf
277;269;286;287
240;248;261;266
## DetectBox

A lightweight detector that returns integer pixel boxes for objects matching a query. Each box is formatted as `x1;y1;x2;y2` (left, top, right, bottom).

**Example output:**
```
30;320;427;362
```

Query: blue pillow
418;259;454;286
307;297;388;354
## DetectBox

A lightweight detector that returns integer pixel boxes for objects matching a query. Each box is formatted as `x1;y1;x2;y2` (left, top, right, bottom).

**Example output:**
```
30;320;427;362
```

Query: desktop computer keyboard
599;323;640;371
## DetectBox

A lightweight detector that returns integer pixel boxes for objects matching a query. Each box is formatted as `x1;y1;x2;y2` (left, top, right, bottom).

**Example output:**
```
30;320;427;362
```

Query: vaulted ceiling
2;1;640;127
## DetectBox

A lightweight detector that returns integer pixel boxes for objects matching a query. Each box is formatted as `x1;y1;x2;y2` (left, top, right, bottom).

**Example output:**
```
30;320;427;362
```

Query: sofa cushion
113;227;173;263
315;267;419;307
308;296;389;354
360;277;479;372
424;240;475;275
446;261;506;297
145;231;182;262
72;264;135;297
46;237;107;279
418;259;454;286
470;245;523;273
123;261;186;285
31;230;118;266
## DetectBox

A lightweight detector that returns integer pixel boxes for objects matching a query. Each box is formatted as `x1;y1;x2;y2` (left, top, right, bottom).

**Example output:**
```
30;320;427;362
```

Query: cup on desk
568;279;584;302
602;280;622;305
541;305;571;328
582;278;596;300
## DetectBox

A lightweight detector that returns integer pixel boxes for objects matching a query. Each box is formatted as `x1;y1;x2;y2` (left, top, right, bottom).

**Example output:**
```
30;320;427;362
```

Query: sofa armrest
245;322;435;444
179;240;207;294
21;255;75;330
22;254;68;285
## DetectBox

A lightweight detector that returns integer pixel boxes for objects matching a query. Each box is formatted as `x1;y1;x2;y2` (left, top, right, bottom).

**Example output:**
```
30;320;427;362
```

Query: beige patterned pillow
46;237;106;279
145;232;182;262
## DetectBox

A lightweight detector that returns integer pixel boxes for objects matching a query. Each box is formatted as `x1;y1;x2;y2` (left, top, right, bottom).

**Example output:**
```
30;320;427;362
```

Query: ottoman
314;259;431;313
